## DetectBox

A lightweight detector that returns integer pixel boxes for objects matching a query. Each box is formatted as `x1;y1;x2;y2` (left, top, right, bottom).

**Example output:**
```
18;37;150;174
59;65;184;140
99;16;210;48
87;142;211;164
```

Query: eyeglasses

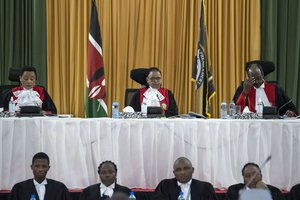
149;77;162;81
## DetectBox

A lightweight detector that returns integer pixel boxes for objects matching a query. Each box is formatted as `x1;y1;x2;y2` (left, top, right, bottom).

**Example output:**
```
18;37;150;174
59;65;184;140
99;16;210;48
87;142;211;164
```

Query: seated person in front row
226;162;284;200
80;161;131;200
152;157;218;200
288;183;300;200
4;66;57;114
130;67;178;117
9;152;70;200
232;61;298;117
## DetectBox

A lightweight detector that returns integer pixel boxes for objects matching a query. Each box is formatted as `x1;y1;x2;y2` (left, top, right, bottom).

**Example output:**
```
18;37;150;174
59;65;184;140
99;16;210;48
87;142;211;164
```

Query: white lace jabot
143;87;165;106
14;88;42;111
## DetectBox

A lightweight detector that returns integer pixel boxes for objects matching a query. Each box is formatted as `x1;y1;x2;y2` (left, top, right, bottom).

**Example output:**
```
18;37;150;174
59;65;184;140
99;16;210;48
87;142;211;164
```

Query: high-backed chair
124;88;139;107
130;68;149;86
0;68;20;108
124;68;150;107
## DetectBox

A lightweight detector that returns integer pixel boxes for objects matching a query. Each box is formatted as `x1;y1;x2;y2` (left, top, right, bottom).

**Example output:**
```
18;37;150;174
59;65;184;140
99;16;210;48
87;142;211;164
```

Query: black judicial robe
130;89;178;117
288;184;300;200
79;183;131;200
9;179;70;200
3;86;57;114
226;183;285;200
232;81;298;116
152;178;218;200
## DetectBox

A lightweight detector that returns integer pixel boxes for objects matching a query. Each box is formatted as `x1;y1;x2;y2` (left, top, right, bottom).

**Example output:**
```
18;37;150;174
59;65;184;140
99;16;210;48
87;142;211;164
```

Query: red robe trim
139;88;169;111
12;86;45;102
236;82;276;112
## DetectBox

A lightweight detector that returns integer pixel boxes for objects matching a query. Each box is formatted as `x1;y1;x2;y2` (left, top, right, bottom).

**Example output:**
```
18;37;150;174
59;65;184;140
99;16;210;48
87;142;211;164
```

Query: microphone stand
277;99;292;116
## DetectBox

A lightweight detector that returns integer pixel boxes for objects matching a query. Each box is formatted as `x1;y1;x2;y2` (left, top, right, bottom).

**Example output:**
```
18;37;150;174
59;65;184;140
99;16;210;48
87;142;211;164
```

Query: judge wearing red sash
130;67;178;117
3;66;57;114
233;61;298;117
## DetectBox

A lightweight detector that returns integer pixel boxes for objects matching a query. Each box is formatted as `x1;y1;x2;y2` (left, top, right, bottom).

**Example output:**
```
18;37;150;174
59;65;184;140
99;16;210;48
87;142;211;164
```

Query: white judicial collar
13;87;43;111
143;87;165;107
33;179;47;200
99;182;115;198
177;179;192;200
254;82;271;110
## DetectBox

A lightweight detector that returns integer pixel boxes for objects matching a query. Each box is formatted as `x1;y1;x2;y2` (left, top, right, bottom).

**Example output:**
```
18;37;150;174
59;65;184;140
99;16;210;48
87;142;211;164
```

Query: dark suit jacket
288;184;300;200
9;179;70;200
152;178;218;200
79;183;131;200
226;183;285;200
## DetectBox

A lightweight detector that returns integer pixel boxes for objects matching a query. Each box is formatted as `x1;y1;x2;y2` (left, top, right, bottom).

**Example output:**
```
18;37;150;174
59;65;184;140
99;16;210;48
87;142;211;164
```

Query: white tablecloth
1;117;300;190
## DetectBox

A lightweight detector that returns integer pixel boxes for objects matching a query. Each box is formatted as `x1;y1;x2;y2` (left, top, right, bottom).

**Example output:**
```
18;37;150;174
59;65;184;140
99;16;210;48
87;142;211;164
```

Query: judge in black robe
130;89;178;117
233;81;298;116
3;87;57;114
9;179;70;200
232;61;298;117
129;67;178;117
288;184;300;200
2;66;57;114
226;183;285;200
152;157;217;200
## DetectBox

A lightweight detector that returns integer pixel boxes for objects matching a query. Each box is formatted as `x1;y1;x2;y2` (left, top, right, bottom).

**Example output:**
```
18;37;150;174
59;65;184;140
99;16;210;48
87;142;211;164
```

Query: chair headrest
8;68;21;82
130;68;149;86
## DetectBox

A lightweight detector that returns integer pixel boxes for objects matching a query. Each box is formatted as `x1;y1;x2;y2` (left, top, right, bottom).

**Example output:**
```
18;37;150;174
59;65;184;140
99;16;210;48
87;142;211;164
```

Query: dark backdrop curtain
261;0;300;113
0;0;46;86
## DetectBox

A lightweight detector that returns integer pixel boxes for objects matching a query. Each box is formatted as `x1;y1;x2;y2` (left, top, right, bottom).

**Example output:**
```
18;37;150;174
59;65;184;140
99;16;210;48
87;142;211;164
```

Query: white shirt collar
177;179;192;200
33;179;47;200
100;182;115;198
33;178;47;186
254;81;265;89
100;182;115;189
177;179;192;186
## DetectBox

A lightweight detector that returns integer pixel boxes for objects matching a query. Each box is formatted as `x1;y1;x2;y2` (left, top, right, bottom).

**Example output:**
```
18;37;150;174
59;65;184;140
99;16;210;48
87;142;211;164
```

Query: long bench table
1;117;300;191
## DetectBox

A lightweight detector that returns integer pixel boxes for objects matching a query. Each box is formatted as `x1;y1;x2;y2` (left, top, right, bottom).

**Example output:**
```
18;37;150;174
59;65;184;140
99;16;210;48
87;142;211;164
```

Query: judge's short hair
20;66;37;78
32;152;50;165
147;67;161;77
246;63;264;76
241;162;261;176
245;60;275;77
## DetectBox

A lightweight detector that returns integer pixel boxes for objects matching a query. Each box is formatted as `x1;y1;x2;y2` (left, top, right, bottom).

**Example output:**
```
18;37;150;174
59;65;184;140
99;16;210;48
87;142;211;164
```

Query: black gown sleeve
165;90;178;117
225;184;243;200
275;84;298;116
288;184;300;200
42;89;57;114
151;180;177;200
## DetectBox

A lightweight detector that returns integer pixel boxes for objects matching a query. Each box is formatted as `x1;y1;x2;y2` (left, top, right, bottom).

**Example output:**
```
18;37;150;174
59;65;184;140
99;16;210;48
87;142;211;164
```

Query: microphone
188;112;206;119
245;155;272;188
156;94;163;107
277;99;293;116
